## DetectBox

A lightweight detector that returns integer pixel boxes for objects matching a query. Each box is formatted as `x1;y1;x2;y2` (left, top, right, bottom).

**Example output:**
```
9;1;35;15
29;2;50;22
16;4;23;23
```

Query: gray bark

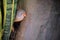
15;0;60;40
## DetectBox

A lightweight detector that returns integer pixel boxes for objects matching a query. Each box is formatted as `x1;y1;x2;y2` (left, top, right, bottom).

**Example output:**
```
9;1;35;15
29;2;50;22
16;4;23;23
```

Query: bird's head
14;10;27;22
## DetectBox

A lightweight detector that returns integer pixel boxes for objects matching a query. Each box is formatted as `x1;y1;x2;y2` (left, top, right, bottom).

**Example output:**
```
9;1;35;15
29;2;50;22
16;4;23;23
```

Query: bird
9;9;27;40
12;9;27;32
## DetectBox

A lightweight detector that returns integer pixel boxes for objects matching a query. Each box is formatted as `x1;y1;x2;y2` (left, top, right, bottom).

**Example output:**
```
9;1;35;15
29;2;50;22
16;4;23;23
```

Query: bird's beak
23;12;27;17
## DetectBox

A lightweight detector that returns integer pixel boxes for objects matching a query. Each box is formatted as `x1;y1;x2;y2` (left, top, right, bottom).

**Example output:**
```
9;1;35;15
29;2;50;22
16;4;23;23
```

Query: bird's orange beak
23;12;27;17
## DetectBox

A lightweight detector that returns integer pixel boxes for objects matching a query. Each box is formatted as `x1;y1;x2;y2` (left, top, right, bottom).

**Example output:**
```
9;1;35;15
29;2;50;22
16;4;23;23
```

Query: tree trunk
15;0;60;40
